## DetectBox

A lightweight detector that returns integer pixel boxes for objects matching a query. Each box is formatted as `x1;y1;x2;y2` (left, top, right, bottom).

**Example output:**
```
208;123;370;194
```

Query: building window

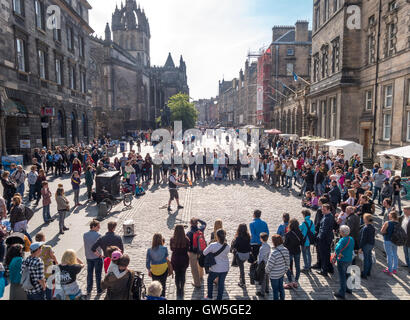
69;64;76;90
80;70;86;93
16;38;26;72
330;97;337;138
387;23;396;56
67;27;74;51
78;3;83;18
82;114;88;136
38;49;46;79
321;45;329;79
365;90;373;111
407;112;410;142
324;0;329;21
287;63;294;76
13;0;24;16
383;114;391;141
368;34;375;64
389;1;397;11
407;79;410;105
384;85;393;108
369;15;375;26
55;58;62;85
34;0;44;30
287;48;294;56
311;103;317;113
315;6;320;31
79;36;84;58
313;53;319;82
331;37;340;73
53;18;62;42
333;0;339;12
57;111;65;137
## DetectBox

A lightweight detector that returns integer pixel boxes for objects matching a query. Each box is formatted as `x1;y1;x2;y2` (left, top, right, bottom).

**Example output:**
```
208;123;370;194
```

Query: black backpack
129;271;146;300
391;222;407;246
303;221;316;245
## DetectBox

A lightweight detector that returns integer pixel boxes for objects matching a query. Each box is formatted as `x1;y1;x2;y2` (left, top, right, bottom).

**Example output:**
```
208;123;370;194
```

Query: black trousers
152;269;168;297
318;240;333;274
174;269;187;296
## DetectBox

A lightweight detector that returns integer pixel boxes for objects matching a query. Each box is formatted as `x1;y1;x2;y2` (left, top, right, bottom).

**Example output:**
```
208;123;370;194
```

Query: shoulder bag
330;237;351;265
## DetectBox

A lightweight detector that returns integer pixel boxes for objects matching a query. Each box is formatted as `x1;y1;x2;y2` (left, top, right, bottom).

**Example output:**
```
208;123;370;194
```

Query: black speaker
96;171;120;196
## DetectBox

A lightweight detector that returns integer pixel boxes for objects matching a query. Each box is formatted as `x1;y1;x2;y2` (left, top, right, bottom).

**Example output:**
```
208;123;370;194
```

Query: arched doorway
71;112;78;145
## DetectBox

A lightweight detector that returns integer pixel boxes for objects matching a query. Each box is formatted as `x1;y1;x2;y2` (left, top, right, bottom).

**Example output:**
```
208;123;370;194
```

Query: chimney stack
295;20;309;42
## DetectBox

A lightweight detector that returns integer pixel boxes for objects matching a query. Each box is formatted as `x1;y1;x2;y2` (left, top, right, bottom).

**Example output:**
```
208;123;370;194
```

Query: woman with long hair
231;223;251;288
55;249;84;300
283;218;303;289
4;244;26;300
146;233;170;297
210;219;223;243
170;225;190;299
55;188;70;234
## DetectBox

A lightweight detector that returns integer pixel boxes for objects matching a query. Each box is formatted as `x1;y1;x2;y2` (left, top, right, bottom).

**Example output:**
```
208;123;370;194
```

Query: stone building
90;0;189;138
307;0;410;160
269;21;312;130
194;97;218;127
0;0;94;161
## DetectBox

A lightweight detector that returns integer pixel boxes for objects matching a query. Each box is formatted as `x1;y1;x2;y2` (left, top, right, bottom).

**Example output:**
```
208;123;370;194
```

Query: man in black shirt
168;169;186;212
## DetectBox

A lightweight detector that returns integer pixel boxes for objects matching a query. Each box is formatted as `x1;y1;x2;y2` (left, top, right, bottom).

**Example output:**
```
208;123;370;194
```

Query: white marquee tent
324;140;363;160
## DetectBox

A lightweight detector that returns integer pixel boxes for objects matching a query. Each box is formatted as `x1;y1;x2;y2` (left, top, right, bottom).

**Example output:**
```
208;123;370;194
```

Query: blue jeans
27;290;45;300
384;240;398;272
302;246;312;270
373;187;381;204
207;271;227;300
87;258;103;293
314;183;323;196
45;287;53;300
286;252;301;282
362;244;374;277
286;176;292;188
42;205;51;222
29;184;36;201
16;184;25;197
270;277;285;300
392;194;402;213
337;260;351;298
404;246;410;270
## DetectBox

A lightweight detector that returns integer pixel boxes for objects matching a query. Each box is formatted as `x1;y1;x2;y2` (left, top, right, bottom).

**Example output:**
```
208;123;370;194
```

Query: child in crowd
121;178;132;194
129;171;137;193
71;171;81;207
106;250;128;279
135;183;146;197
41;181;53;223
215;168;223;181
277;213;290;238
28;166;38;202
104;246;121;274
302;191;312;208
311;192;319;210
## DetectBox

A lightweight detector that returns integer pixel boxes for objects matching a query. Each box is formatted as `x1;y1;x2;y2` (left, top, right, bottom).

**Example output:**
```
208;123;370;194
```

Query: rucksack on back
130;271;146;300
303;221;316;244
192;230;207;252
391;223;407;246
20;264;33;291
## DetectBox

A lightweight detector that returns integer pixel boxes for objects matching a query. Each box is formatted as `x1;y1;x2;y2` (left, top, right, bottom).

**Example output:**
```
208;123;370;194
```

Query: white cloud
88;0;273;99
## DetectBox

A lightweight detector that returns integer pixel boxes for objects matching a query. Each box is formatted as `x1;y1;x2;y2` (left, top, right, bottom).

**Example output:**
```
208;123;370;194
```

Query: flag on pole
293;72;298;82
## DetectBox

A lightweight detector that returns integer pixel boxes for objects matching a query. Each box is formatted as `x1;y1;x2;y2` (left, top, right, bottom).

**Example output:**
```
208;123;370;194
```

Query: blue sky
89;0;313;99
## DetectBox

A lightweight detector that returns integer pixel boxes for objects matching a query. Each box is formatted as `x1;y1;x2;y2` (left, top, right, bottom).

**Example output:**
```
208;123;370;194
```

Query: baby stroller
5;232;30;253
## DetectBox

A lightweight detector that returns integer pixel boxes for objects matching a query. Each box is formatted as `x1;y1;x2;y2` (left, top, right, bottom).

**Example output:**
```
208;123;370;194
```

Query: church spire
105;22;111;42
165;53;175;68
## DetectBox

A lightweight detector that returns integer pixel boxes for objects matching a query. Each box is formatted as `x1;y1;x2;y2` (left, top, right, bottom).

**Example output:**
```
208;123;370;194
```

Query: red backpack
192;230;207;252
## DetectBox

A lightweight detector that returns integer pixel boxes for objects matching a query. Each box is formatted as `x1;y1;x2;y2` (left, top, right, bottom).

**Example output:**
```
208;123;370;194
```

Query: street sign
41;107;55;117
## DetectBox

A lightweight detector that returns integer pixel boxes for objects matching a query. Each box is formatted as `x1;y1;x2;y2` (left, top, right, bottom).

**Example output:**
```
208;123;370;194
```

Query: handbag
330;237;351;265
167;259;174;277
231;249;238;267
255;260;266;282
198;244;227;269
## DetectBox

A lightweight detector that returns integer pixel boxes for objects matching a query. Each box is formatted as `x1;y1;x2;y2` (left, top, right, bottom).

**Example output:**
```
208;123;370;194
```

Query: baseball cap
30;242;44;252
111;250;122;261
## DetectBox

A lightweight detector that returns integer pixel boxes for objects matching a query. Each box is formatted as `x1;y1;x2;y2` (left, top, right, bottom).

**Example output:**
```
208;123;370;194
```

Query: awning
2;98;28;116
377;146;410;159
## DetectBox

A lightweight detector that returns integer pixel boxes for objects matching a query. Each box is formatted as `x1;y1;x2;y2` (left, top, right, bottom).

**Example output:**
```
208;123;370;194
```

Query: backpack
391;222;407;246
192;230;207;253
24;206;35;222
20;263;34;291
303;221;316;245
129;271;146;300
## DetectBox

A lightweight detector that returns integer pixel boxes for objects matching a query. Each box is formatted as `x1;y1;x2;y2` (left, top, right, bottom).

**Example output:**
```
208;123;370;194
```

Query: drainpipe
371;0;382;161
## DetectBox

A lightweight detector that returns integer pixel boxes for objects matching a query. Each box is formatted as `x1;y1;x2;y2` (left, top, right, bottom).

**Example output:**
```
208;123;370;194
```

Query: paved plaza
1;143;409;300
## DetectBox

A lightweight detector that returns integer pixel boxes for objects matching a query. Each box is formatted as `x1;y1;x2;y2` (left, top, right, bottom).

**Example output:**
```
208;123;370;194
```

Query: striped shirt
265;245;290;280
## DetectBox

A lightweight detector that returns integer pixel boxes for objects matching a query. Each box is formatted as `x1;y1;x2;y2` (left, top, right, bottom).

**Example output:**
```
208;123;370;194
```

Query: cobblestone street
76;176;410;300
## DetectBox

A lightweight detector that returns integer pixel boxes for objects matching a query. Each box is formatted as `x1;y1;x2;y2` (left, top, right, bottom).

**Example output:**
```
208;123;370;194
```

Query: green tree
168;93;198;130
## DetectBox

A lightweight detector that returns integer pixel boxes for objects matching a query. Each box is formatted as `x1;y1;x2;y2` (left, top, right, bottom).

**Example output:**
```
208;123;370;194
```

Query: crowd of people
0;132;409;300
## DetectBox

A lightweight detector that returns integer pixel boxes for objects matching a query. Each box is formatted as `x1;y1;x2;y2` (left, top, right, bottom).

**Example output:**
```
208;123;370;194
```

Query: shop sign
41;107;55;117
20;140;31;149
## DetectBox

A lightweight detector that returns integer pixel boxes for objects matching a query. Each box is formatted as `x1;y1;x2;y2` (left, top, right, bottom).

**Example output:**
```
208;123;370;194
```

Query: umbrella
265;129;281;135
5;232;26;247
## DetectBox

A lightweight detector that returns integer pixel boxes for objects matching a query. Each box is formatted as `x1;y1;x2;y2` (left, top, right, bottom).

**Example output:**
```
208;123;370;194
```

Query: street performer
168;169;187;212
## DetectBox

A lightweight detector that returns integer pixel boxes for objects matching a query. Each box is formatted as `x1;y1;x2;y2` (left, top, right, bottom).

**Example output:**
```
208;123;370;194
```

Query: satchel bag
198;244;227;269
167;259;174;277
330;237;351;265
